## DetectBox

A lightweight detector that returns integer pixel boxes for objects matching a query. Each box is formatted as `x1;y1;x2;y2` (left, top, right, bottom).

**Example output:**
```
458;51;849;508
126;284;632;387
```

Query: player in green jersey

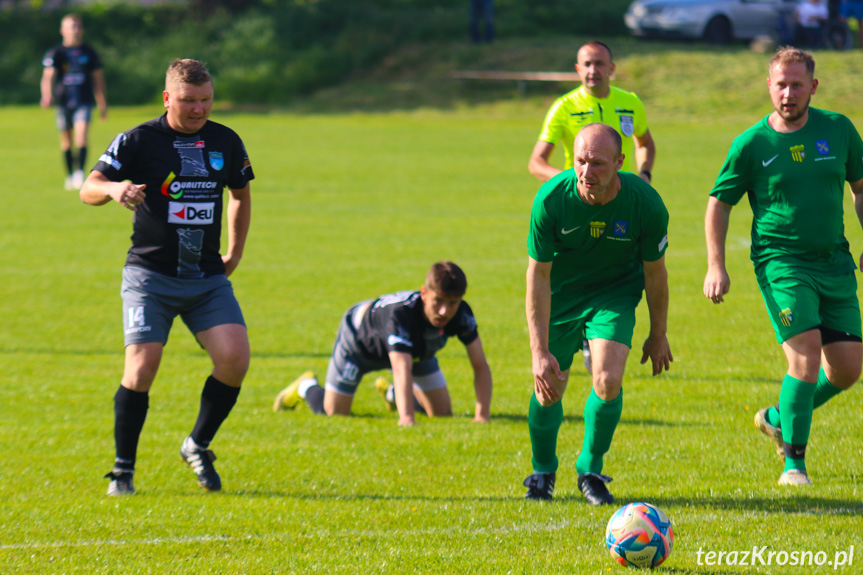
522;123;672;505
529;41;657;375
704;48;863;486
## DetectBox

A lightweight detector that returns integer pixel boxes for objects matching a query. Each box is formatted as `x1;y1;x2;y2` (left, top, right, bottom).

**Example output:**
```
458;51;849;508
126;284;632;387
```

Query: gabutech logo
161;172;220;200
162;172;181;199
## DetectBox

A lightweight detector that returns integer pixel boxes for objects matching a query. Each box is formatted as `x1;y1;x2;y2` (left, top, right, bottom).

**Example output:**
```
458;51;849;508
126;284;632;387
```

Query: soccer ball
605;502;674;569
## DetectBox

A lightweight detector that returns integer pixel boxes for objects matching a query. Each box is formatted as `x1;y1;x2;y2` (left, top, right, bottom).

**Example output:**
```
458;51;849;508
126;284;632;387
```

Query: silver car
624;0;798;44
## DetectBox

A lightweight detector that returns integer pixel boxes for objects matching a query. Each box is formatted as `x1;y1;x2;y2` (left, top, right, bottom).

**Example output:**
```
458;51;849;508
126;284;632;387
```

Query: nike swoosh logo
561;226;581;235
762;154;779;167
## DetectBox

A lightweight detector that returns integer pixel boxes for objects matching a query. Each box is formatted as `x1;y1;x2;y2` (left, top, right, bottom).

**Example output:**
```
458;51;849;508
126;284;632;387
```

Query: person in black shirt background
40;13;107;191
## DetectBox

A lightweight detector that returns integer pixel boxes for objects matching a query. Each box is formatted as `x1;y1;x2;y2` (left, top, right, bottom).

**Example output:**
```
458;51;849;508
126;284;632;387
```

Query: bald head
577;41;613;63
576;123;622;157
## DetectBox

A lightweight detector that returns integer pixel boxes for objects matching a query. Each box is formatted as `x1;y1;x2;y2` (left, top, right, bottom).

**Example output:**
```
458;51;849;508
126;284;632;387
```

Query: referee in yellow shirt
529;41;655;183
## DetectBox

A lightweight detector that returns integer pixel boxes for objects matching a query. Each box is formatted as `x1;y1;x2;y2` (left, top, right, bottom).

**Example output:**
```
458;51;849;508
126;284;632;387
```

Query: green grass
2;44;863;573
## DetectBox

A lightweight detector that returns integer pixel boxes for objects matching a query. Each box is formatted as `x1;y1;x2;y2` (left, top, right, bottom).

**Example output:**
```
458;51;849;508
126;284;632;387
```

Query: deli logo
168;202;215;225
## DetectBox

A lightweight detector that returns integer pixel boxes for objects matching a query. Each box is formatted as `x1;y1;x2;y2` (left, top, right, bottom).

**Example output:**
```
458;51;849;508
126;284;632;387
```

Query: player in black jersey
40;14;107;191
81;59;254;496
274;262;493;426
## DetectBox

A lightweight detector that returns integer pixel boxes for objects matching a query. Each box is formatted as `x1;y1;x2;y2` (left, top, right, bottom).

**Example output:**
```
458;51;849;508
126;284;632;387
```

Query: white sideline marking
1;520;570;551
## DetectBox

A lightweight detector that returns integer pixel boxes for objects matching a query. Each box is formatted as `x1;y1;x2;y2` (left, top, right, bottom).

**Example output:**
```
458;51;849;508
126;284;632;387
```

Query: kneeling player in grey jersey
274;261;493;426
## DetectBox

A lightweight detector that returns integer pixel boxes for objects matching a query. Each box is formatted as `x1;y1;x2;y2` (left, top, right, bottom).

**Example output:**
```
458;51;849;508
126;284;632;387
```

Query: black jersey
42;43;102;108
94;114;254;278
355;291;479;363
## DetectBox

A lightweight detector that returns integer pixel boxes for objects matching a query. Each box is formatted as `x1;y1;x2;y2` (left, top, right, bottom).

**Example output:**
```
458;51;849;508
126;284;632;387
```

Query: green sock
528;393;563;473
813;367;843;409
576;388;622;475
778;374;815;472
765;367;842;428
766;405;781;428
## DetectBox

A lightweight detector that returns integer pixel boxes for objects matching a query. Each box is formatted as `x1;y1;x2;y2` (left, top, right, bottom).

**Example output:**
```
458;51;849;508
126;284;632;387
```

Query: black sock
63;149;74;175
190;376;241;448
114;385;149;470
77;146;87;171
305;384;326;414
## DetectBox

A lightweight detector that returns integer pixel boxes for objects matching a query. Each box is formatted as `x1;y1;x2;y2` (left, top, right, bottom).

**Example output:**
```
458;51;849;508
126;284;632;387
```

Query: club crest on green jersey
779;308;794;327
590;221;607;238
790;145;805;163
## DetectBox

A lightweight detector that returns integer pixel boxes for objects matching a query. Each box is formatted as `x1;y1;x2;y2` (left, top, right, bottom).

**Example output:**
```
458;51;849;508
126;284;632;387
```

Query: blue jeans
469;0;495;43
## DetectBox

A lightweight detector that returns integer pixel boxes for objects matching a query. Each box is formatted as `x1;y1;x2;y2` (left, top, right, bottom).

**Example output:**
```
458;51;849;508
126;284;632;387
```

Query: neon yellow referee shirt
538;85;648;172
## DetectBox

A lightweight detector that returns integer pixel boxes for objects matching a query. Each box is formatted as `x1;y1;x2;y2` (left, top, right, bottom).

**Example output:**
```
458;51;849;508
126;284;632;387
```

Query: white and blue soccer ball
605;502;674;568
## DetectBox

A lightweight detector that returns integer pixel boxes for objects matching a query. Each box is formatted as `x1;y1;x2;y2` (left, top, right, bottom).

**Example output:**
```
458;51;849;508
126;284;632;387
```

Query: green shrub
0;0;631;105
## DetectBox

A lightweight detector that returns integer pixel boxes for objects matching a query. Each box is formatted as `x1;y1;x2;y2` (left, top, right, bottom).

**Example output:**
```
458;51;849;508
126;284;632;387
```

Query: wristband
639;170;652;181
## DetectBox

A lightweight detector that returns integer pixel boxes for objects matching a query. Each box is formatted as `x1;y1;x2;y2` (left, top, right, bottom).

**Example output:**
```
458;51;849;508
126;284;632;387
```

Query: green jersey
538;85;648;173
711;108;863;277
528;171;669;318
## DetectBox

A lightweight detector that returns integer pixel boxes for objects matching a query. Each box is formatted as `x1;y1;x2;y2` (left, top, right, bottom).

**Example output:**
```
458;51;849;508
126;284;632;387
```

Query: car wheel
703;16;732;44
823;19;854;51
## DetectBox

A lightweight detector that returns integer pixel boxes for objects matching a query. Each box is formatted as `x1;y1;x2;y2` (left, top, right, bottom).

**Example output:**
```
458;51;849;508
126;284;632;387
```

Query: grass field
2;47;863;573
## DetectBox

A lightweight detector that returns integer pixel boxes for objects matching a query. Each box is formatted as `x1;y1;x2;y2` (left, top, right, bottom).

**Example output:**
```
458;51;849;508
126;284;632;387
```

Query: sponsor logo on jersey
168;202;215;224
162;171;220;199
613;221;629;236
589;221;606;238
816;140;830;155
162;172;181;199
779;307;794;327
658;234;668;252
173;140;205;148
619;115;634;137
209;151;224;171
790;145;805;163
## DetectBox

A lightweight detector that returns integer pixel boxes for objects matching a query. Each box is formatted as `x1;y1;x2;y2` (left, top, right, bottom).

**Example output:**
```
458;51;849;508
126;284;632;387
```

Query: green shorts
548;292;641;372
758;269;861;344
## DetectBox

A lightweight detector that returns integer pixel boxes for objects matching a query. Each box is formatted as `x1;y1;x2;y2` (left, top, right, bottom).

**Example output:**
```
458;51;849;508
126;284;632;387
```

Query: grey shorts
56;105;92;131
325;301;444;396
121;265;245;346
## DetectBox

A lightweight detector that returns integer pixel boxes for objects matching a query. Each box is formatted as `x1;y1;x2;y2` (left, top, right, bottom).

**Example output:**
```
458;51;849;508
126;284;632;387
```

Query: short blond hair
166;59;212;89
769;47;815;77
